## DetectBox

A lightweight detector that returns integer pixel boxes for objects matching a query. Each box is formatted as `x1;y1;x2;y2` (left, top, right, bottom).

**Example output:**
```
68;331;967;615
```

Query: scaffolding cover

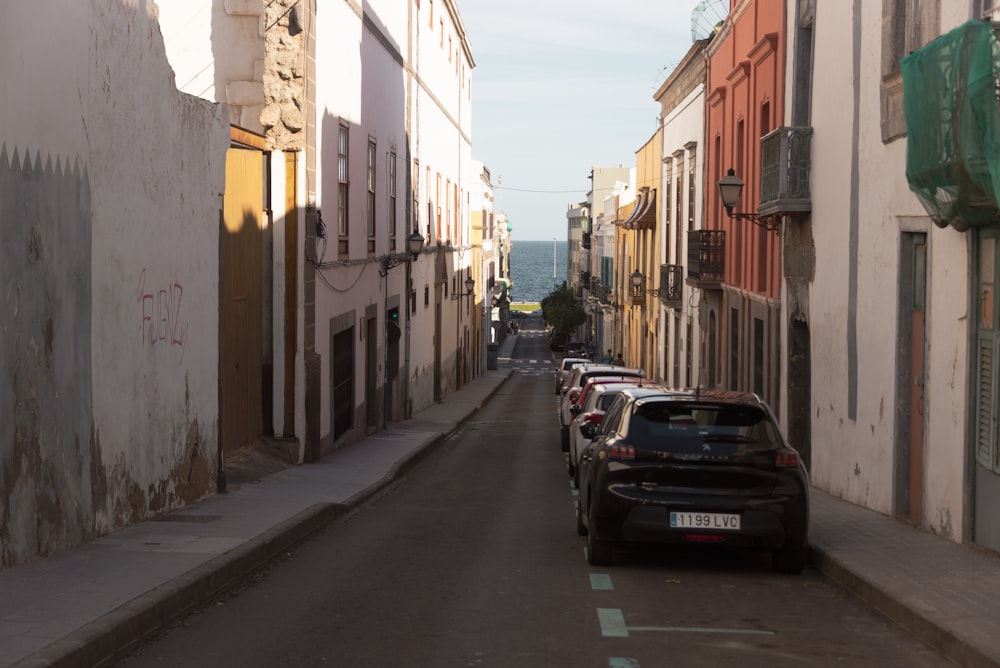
902;20;1000;229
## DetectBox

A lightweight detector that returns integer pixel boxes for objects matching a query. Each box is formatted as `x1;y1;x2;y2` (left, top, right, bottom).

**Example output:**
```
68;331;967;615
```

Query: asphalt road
116;314;949;668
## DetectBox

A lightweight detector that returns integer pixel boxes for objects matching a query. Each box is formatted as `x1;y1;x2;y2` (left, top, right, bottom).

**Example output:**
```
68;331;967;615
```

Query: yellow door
221;147;265;455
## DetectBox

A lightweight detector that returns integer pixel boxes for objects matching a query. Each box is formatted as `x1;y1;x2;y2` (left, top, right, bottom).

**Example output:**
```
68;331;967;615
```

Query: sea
509;239;568;303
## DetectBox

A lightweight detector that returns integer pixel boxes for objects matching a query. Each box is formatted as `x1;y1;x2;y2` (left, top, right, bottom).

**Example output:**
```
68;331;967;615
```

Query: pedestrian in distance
613;352;625;366
602;349;613;364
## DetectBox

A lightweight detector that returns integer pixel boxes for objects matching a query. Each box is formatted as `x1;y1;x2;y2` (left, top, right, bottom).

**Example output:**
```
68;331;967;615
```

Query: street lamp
630;269;643;290
380;230;425;276
628;269;667;298
717;168;782;232
452;275;475;300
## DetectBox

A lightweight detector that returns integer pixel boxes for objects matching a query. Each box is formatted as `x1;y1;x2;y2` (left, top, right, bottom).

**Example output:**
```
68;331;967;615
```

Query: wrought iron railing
660;264;684;308
759;126;812;216
687;230;725;284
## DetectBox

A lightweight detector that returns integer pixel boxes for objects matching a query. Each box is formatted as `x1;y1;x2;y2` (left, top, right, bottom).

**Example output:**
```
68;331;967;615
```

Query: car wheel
586;503;615;565
575;495;587;536
773;546;807;574
560;426;569;452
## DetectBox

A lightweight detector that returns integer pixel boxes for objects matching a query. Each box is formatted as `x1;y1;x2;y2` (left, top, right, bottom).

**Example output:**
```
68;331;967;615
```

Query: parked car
559;364;644;451
555;357;589;396
566;341;588;359
567;381;640;484
576;386;809;573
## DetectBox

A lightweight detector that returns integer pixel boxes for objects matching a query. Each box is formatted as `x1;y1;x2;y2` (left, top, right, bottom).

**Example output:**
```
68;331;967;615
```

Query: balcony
759;126;812;217
660;264;684;309
686;230;725;288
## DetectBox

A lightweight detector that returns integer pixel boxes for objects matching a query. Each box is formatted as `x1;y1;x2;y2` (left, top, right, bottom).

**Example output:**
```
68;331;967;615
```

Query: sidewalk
1;329;999;666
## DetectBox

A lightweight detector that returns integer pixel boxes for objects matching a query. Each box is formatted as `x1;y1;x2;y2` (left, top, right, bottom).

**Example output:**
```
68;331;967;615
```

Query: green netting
902;20;1000;229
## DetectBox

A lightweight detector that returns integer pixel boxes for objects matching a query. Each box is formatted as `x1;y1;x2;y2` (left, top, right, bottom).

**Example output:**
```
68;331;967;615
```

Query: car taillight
584;413;604;424
775;449;799;467
607;444;635;460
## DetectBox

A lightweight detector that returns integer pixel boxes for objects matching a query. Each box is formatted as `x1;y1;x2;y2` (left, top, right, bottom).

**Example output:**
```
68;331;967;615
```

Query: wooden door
221;147;264;455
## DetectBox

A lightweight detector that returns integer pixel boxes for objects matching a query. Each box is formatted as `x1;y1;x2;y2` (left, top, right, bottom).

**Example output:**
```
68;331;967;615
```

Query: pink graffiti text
137;269;189;352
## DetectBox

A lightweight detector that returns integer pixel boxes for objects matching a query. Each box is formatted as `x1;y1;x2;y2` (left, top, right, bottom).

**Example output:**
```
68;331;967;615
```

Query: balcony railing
686;230;725;286
660;264;684;309
759;126;812;217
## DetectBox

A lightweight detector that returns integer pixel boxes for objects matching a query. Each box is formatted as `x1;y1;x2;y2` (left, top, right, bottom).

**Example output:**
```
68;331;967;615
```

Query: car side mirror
580;421;598;439
570;405;581;416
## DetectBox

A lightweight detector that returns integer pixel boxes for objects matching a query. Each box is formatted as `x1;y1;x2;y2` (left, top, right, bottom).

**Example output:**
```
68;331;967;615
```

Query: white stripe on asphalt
590;574;614;590
598;608;629;637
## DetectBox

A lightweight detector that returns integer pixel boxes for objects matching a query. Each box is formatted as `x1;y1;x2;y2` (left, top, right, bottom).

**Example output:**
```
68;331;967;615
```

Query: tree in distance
541;282;586;337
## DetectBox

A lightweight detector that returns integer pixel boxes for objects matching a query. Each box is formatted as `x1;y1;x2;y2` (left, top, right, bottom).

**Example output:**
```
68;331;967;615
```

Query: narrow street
114;314;947;668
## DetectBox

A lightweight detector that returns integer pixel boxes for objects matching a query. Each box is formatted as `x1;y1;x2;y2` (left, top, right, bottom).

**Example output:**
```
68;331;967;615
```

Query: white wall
660;84;705;388
807;1;969;536
0;0;228;565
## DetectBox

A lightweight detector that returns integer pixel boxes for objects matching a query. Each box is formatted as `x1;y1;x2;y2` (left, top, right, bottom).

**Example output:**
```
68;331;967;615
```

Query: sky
458;0;728;241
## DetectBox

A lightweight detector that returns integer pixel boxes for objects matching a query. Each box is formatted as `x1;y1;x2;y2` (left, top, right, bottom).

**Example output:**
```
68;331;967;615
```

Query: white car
567;381;639;485
559;364;644;451
555;357;589;396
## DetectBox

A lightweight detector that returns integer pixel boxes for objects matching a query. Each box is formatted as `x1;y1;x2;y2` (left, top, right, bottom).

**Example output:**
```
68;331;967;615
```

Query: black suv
576;386;809;573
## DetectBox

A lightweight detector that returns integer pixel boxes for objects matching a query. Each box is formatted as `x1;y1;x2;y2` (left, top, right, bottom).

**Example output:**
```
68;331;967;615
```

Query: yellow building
617;130;662;376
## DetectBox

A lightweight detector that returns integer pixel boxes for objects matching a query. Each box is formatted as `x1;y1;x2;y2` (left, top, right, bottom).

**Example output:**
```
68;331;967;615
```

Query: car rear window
597;393;620;411
627;402;780;454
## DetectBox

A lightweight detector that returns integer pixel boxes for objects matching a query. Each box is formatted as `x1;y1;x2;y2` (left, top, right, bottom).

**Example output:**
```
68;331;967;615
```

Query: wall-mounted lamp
629;269;662;297
452;275;475;301
380;230;425;277
717;168;781;232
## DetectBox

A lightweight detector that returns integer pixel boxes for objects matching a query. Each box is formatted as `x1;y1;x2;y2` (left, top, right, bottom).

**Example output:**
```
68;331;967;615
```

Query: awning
619;187;656;229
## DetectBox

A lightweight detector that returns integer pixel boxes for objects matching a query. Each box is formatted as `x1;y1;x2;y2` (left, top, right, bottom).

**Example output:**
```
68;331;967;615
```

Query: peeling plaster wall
808;1;969;538
0;0;228;567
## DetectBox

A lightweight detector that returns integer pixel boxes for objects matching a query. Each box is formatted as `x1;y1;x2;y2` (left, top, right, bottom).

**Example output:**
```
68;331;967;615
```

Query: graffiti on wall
137;268;188;360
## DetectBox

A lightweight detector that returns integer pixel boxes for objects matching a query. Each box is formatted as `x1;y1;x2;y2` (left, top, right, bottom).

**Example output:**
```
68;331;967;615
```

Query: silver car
555;357;589;395
559;364;644;451
567;381;639;486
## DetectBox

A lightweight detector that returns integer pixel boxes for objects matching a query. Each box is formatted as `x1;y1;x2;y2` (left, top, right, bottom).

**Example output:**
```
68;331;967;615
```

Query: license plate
670;511;740;531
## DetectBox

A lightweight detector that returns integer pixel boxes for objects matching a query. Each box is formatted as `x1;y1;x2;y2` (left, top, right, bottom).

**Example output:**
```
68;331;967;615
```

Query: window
881;0;940;142
428;0;433;27
338;123;349;237
730;307;740;390
389;150;397;246
753;317;764;395
446;178;452;242
664;164;673;228
436;173;442;241
367;139;376;238
687;149;696;227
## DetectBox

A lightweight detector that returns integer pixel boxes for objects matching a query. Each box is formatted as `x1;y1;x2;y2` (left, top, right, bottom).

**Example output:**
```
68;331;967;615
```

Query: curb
808;546;999;668
15;503;346;668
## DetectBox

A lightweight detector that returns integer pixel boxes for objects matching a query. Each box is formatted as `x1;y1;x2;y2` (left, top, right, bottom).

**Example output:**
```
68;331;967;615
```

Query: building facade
704;0;786;410
656;40;709;390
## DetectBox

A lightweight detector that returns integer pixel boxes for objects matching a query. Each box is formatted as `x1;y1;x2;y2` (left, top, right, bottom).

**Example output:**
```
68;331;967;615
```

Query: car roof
613;384;767;408
582;381;639;403
578;364;644;376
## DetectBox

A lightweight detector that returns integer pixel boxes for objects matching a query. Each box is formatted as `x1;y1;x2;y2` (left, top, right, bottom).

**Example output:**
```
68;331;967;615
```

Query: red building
702;0;786;408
